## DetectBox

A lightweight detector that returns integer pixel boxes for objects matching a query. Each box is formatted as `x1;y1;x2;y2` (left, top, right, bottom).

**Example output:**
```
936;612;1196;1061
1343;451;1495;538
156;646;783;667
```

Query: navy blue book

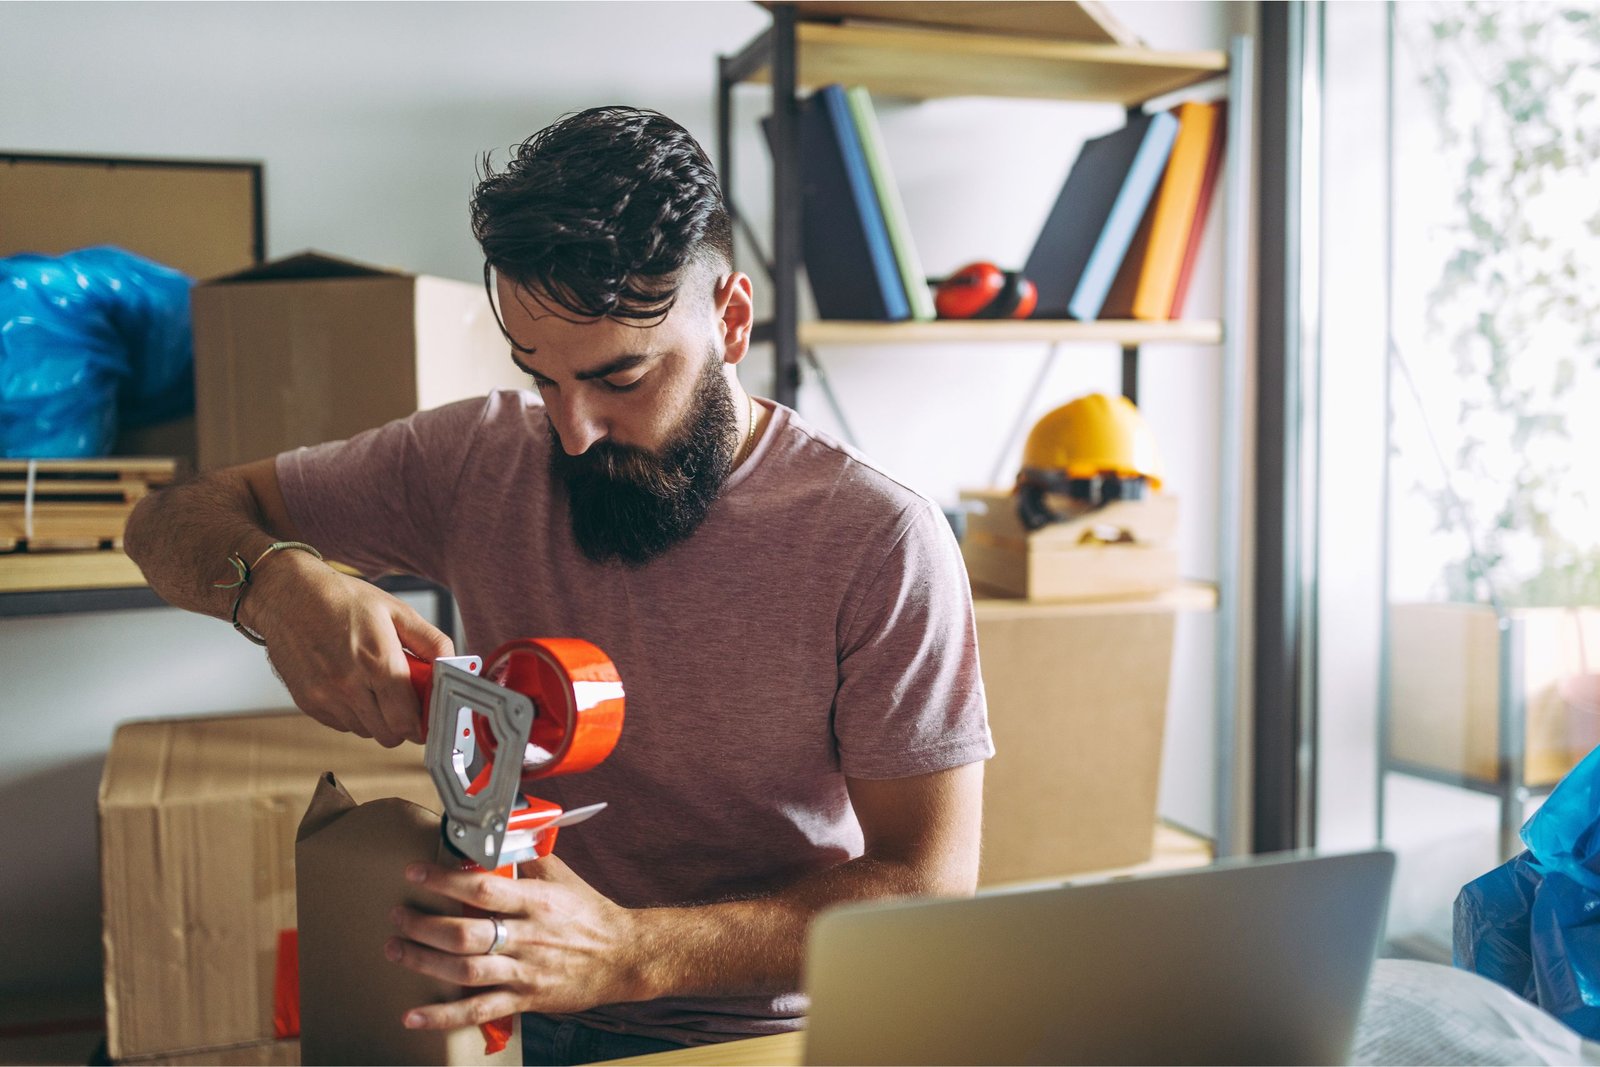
1024;111;1181;320
765;85;910;321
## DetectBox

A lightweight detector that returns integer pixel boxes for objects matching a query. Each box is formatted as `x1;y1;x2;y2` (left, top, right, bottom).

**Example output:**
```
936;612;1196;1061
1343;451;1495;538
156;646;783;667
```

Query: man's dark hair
472;106;734;324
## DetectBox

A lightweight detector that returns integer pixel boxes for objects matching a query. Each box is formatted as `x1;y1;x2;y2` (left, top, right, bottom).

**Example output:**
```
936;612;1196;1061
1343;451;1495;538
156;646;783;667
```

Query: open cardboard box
191;251;529;472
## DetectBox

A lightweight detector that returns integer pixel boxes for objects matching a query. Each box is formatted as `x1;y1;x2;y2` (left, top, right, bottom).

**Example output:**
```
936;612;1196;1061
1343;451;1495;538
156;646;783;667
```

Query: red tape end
274;928;301;1039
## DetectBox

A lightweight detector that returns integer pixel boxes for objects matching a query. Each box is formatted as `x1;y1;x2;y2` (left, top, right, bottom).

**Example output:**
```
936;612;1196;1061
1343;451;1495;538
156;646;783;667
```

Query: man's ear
713;271;755;367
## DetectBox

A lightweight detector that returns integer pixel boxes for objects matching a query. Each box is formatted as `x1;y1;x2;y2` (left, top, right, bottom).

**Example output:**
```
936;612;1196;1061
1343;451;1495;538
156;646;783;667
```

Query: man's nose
550;398;607;456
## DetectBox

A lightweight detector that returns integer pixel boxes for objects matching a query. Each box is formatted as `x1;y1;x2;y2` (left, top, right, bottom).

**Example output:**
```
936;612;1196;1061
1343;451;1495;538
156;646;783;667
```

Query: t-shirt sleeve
833;496;995;779
274;397;490;584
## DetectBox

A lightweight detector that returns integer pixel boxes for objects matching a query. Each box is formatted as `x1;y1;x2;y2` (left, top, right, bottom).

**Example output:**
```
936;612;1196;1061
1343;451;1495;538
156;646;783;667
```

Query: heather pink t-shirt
276;389;992;1044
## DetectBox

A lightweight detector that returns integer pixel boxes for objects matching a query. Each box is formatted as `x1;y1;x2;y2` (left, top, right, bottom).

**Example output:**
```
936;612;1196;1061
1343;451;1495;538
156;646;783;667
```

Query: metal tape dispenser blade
423;658;533;871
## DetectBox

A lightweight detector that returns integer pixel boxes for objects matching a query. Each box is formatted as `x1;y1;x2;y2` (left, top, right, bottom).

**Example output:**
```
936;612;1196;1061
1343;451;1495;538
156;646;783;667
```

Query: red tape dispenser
405;640;624;1055
406;639;626;871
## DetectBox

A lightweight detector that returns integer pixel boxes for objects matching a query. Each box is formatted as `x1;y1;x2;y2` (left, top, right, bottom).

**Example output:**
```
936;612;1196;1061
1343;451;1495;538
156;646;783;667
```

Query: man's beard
548;353;740;566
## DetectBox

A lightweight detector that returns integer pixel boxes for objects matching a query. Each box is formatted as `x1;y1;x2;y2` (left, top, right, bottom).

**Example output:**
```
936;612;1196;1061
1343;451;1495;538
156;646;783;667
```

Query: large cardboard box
0;152;263;469
975;588;1209;884
1387;603;1600;787
98;711;437;1061
961;488;1180;602
191;252;528;471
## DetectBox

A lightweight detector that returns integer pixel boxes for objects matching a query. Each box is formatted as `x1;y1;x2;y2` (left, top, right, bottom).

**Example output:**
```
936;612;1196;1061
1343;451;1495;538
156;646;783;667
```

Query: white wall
0;0;1245;995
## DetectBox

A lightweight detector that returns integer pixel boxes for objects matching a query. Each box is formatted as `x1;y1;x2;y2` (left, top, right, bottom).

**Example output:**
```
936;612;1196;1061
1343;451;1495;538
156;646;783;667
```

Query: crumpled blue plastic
0;246;194;457
1455;742;1600;1037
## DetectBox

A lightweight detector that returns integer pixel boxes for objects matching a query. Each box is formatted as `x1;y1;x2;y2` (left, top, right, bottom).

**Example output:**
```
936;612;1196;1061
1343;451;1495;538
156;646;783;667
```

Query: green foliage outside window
1396;1;1600;607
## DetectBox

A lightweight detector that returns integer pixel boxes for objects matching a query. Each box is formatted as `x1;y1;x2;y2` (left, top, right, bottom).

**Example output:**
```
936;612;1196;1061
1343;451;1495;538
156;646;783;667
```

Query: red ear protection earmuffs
933;261;1038;320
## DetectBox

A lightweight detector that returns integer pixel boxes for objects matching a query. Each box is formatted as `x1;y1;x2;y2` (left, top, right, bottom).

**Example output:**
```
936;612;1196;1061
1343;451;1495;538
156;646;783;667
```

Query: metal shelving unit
716;2;1255;854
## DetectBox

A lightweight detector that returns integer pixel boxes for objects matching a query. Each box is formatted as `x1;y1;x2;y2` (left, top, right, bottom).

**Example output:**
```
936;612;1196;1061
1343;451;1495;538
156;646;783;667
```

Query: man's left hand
386;855;649;1029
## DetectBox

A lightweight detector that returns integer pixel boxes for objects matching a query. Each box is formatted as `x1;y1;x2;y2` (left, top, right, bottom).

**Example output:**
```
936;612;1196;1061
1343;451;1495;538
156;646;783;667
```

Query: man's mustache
552;430;693;498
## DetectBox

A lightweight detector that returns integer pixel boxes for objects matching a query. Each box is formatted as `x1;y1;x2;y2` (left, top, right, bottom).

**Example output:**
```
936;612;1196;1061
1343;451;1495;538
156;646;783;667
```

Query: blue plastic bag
0;246;194;457
1455;743;1600;1037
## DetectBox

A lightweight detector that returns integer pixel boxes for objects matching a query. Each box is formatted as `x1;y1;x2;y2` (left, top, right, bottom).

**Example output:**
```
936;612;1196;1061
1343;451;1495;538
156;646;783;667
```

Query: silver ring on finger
486;915;509;955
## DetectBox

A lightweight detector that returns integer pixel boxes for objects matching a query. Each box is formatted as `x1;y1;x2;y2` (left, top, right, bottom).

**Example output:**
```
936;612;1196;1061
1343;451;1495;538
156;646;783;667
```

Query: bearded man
125;106;992;1065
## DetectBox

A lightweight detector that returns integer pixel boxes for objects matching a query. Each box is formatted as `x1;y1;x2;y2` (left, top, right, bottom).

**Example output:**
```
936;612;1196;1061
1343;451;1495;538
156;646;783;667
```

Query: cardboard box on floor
190;251;528;472
1387;602;1600;788
98;711;437;1061
974;588;1211;884
296;775;521;1066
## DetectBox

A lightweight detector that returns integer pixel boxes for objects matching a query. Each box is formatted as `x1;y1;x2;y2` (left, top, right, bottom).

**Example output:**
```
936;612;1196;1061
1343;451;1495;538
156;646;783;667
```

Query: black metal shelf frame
0;573;457;641
716;6;1254;856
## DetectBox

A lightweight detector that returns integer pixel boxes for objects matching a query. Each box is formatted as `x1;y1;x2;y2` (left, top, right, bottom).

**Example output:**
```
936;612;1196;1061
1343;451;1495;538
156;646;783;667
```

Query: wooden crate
0;457;175;551
960;487;1180;601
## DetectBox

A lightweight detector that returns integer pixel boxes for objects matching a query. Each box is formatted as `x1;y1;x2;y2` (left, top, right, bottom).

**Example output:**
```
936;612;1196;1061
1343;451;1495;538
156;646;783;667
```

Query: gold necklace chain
736;393;758;467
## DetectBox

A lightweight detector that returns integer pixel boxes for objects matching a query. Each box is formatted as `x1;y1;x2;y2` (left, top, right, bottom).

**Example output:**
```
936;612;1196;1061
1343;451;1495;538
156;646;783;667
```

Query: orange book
1169;103;1227;319
1101;101;1223;321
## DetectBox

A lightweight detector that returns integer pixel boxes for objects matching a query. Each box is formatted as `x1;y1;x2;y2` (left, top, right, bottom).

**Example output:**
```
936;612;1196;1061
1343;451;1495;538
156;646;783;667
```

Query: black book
763;89;909;322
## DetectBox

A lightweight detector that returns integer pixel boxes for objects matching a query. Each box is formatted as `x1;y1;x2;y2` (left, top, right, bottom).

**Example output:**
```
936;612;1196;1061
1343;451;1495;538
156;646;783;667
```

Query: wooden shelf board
747;22;1226;104
764;1;1144;48
799;318;1222;346
972;579;1218;617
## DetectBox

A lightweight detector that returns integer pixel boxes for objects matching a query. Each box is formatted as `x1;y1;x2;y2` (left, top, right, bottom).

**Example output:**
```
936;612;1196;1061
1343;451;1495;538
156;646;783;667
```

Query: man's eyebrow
515;352;653;381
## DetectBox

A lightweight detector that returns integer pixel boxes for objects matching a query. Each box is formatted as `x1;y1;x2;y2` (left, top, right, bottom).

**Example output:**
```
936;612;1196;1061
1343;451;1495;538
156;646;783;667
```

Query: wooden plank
765;1;1143;47
0;478;156;500
0;550;147;593
0;502;139;549
0;457;176;477
746;22;1226;104
799;318;1223;346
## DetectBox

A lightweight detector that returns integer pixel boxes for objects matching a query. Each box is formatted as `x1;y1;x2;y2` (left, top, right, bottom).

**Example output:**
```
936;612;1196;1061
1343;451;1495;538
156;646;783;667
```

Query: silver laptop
803;848;1395;1066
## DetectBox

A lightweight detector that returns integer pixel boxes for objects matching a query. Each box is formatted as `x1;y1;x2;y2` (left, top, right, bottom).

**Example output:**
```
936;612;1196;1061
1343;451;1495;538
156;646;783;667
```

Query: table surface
599;1031;802;1066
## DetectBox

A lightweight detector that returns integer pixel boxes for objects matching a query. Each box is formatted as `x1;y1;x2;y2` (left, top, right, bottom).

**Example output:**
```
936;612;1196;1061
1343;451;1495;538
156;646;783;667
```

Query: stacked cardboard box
959;485;1203;881
961;487;1180;602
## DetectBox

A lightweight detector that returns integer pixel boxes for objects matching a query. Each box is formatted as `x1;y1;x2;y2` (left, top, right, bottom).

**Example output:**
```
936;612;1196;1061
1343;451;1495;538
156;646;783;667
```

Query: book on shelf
1102;100;1226;322
763;83;910;322
845;86;936;321
1022;110;1180;321
1169;101;1228;319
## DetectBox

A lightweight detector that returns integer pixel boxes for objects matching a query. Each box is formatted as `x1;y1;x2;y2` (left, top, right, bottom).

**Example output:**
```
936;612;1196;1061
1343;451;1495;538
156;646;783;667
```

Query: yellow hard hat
1015;393;1163;530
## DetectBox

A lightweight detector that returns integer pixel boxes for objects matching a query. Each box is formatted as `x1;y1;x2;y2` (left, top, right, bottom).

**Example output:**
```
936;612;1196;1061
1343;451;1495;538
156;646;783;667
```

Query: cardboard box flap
205;250;404;285
298;772;357;841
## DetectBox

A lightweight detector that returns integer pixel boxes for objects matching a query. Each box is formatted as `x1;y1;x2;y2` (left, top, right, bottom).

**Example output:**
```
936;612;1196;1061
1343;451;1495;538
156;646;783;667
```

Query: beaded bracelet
213;540;324;646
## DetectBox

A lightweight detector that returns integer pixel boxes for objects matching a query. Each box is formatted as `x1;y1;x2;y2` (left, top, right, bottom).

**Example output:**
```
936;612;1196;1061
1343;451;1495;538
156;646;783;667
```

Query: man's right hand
123;456;455;748
239;548;456;747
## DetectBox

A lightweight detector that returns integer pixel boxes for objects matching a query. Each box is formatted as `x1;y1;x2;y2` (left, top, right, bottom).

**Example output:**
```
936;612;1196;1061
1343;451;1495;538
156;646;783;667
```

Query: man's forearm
124;473;282;621
623;852;964;1001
